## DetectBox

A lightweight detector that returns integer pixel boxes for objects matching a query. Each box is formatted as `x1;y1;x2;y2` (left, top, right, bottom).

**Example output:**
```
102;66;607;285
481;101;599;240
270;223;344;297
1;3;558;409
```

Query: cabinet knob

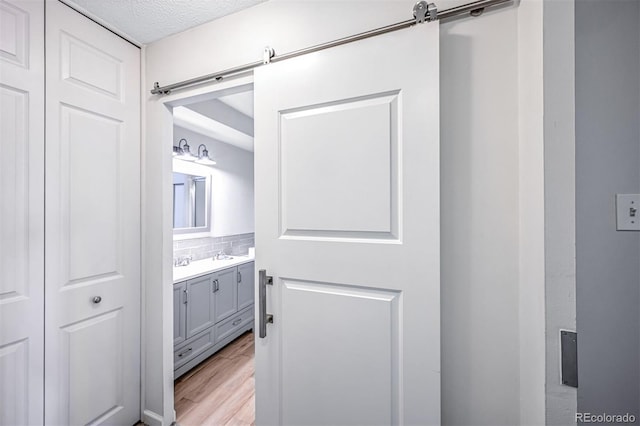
92;296;102;304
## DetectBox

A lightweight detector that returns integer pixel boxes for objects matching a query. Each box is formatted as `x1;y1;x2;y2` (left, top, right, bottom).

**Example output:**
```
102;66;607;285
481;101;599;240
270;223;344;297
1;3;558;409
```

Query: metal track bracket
414;1;438;23
263;46;275;64
153;81;171;95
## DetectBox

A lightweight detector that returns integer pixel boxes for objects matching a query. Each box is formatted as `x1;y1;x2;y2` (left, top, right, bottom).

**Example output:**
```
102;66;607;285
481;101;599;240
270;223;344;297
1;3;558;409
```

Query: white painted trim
143;409;164;426
162;78;254;108
172;159;213;236
543;0;577;423
172;231;213;241
140;44;148;424
517;0;546;424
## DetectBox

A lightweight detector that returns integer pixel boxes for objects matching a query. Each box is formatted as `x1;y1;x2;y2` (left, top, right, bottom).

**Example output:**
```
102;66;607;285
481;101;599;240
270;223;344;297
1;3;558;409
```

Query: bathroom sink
213;255;234;261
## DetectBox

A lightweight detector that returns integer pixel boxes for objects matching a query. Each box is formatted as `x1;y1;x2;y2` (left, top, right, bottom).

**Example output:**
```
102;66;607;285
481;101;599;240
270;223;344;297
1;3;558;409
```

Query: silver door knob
92;296;102;304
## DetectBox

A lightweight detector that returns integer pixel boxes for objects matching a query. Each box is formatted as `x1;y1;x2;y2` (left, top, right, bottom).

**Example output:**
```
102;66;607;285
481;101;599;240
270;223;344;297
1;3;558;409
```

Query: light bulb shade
195;144;216;166
177;138;196;161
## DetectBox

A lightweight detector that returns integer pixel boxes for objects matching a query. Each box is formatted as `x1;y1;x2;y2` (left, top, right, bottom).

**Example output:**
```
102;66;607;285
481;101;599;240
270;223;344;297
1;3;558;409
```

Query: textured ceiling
63;0;266;44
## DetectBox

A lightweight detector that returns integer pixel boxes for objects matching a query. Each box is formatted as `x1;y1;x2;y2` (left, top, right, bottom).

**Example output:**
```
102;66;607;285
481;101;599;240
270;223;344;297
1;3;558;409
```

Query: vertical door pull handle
259;269;274;339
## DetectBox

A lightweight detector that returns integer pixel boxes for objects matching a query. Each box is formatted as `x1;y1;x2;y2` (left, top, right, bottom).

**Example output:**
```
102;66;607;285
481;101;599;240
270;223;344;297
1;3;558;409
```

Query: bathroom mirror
173;160;212;235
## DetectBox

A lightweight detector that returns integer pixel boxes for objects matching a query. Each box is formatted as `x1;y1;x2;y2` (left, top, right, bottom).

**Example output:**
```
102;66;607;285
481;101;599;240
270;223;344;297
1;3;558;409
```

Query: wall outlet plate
560;330;578;388
616;194;640;231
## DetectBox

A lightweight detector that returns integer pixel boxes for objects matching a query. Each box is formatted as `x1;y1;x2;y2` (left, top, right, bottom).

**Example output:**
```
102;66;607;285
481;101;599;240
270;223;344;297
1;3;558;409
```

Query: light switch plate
616;194;640;231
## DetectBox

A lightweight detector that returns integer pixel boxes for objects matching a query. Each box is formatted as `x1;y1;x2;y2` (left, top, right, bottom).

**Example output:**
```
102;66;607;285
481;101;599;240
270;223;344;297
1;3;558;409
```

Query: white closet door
44;1;141;425
0;1;44;425
254;22;440;425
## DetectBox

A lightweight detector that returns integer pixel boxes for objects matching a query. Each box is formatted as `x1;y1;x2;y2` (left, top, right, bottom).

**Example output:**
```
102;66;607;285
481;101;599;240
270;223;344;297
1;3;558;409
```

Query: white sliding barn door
254;23;440;425
44;2;141;425
0;1;44;424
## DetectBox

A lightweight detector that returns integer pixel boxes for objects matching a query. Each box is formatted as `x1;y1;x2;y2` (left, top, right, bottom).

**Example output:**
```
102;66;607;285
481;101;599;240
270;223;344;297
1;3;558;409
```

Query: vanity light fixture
195;144;217;166
176;138;196;161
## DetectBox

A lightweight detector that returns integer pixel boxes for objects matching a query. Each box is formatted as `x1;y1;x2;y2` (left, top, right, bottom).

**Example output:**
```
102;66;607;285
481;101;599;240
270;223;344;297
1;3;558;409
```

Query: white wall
517;0;547;424
143;1;544;424
440;7;520;426
173;126;254;237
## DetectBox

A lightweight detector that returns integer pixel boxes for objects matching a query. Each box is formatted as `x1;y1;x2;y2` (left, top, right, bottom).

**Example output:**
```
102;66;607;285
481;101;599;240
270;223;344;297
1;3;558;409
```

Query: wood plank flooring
174;331;255;426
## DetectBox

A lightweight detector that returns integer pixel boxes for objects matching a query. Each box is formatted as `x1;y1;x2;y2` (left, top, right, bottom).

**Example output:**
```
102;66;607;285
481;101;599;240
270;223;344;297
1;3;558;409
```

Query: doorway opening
169;84;256;425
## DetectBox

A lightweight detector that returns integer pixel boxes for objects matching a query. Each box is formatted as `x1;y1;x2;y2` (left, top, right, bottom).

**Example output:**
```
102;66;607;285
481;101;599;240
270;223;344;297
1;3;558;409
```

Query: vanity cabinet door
173;281;187;346
213;267;238;323
237;262;255;312
186;274;215;338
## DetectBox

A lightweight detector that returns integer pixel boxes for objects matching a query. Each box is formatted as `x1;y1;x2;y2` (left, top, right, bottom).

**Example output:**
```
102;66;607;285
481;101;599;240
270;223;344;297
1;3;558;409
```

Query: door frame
143;75;254;425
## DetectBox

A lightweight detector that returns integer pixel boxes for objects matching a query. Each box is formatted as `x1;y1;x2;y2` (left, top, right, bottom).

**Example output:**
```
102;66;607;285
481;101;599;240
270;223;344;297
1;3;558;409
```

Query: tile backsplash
173;233;254;262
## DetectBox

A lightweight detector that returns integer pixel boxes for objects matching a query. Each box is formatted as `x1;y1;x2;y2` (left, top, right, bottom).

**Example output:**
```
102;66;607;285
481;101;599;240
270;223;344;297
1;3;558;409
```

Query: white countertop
173;254;255;283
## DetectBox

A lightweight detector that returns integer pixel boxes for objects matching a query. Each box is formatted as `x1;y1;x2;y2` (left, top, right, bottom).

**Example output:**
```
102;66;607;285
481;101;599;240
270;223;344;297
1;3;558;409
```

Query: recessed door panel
61;32;122;99
0;1;27;67
280;92;399;240
61;310;124;426
280;280;400;425
60;105;121;284
0;86;28;302
0;339;28;426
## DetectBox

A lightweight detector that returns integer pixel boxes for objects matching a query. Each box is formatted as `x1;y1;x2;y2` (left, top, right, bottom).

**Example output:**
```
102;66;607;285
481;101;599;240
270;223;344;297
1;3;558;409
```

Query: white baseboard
143;409;165;426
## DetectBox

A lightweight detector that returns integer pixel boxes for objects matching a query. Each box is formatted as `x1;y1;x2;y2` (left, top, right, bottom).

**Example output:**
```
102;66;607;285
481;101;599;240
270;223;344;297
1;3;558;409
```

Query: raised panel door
237;262;255;312
213;267;238;323
254;22;440;425
186;275;215;338
44;2;141;424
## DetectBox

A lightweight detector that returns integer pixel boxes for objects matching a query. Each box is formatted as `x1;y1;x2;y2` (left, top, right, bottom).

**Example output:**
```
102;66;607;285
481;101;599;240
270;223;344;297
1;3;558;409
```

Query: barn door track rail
150;0;512;95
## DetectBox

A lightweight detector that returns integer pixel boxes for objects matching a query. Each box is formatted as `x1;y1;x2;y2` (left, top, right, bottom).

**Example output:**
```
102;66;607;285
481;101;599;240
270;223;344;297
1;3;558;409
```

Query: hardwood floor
174;331;255;426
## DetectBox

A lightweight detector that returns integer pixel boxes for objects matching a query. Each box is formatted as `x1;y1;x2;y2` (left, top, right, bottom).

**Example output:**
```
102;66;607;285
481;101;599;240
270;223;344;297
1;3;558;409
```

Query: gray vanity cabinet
213;267;238;323
237;262;255;312
185;274;215;338
173;281;187;346
173;261;255;378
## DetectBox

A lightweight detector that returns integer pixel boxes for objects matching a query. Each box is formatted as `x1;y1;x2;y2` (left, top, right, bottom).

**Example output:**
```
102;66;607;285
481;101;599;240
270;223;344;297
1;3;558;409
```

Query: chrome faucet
174;255;192;267
215;251;226;260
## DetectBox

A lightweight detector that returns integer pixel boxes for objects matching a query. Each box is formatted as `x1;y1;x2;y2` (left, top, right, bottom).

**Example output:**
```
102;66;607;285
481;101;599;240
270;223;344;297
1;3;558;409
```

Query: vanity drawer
174;327;215;369
215;305;253;344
